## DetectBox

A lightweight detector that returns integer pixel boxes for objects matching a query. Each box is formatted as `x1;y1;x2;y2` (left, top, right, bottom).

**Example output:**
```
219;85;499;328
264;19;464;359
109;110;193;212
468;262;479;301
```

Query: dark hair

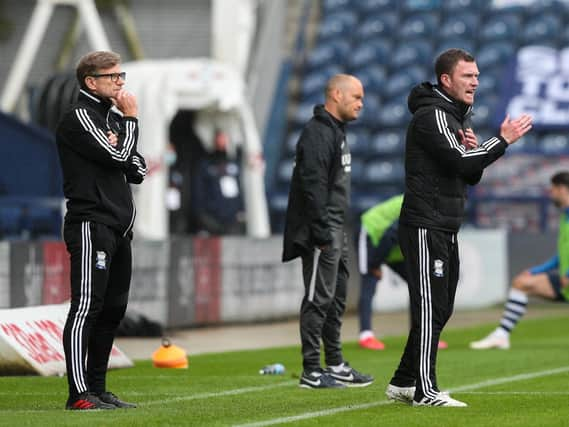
435;48;475;85
551;171;569;188
76;51;121;89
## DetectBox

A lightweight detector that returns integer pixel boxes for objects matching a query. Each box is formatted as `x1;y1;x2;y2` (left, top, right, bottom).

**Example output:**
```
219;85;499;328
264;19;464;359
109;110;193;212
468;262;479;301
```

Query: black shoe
97;391;137;408
299;370;347;389
325;362;374;387
65;392;116;410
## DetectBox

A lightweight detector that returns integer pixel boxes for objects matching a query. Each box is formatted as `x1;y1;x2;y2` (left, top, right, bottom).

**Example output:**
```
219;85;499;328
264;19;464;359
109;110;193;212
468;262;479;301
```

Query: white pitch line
233;366;569;427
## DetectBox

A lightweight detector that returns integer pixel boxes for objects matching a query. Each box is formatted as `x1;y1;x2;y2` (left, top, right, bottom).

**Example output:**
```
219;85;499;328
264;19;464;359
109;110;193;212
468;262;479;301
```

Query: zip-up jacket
400;82;508;232
282;105;351;261
56;89;147;236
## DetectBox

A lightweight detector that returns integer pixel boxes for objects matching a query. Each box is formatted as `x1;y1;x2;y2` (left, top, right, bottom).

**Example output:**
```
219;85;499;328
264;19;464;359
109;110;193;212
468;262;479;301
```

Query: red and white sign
0;304;132;376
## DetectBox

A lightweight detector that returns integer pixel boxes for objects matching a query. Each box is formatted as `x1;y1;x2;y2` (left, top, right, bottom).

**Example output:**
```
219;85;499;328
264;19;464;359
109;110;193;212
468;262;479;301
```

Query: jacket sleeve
62;107;138;168
414;107;508;178
125;152;147;184
297;126;334;247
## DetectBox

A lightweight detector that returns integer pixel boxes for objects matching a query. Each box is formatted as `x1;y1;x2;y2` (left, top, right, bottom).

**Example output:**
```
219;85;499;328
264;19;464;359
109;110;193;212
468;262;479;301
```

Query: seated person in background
470;171;569;350
358;194;448;350
191;129;245;235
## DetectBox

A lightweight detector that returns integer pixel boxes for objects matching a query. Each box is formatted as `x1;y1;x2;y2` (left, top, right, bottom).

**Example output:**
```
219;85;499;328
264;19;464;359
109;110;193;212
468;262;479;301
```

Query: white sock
359;330;374;340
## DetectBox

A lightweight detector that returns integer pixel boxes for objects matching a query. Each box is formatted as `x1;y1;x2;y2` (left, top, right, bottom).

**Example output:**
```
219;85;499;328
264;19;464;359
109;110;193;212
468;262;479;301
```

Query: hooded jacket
56;89;147;237
282;105;351;261
400;82;508;232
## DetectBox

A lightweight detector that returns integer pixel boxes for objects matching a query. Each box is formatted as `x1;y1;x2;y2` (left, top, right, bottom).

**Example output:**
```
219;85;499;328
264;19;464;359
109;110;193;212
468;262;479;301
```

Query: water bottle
259;363;285;375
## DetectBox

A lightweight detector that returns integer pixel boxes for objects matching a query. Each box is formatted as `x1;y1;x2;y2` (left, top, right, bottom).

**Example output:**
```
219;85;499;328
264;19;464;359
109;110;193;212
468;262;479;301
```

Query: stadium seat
347;40;392;70
291;101;316;125
346;129;370;155
470;94;498;128
352;65;388;97
540;134;569;155
0;206;22;238
305;41;348;71
441;0;490;13
354;13;399;41
27;206;61;238
376;100;410;128
479;13;523;43
285;130;302;154
398;13;439;40
402;0;441;13
317;11;358;41
300;65;343;98
350;156;366;184
357;95;381;128
321;0;351;14
439;14;479;39
363;160;405;184
475;41;516;69
276;158;295;184
434;39;475;57
369;130;406;156
389;40;433;68
521;14;561;45
382;66;426;100
476;70;503;98
355;0;400;14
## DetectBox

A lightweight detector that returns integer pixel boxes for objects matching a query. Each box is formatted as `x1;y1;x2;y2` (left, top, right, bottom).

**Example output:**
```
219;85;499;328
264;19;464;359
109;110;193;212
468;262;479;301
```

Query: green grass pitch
0;314;567;426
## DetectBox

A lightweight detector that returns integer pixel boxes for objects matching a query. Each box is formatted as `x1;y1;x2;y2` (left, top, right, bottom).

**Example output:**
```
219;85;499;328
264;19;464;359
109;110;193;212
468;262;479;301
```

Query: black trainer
65;392;116;410
299;370;347;389
325;362;374;387
98;391;137;408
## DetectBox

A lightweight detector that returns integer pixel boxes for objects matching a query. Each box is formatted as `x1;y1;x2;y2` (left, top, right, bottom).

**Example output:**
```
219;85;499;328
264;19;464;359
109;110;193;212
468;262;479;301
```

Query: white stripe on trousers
308;248;322;302
70;221;93;393
418;228;437;398
358;226;368;275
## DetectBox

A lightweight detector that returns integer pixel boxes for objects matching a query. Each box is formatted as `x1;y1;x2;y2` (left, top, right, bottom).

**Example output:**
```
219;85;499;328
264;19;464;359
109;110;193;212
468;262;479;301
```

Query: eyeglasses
89;72;126;82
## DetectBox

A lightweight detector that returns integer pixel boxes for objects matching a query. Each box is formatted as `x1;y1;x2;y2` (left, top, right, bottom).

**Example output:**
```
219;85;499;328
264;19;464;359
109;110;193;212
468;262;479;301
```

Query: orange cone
152;338;188;369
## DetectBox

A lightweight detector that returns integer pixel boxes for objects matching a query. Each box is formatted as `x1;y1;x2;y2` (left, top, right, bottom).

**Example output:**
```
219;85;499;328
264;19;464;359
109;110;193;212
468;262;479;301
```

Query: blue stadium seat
434;39;475;57
540;134;569;155
350;156;366;184
363;160;405;184
376;100;410;128
441;0;490;13
389;40;433;68
521;14;561;45
317;11;358;41
402;0;441;12
479;13;522;43
506;131;537;154
476;70;503;98
475;41;516;69
27;206;61;238
321;0;351;15
0;206;22;238
300;65;343;98
347;40;392;70
276;158;295;184
382;66;426;100
357;95;381;128
292;101;316;125
439;14;479;39
355;0;400;14
398;13;439;40
471;94;498;128
305;40;349;71
346;129;370;155
352;65;388;97
354;13;399;41
369;131;406;156
285;130;302;154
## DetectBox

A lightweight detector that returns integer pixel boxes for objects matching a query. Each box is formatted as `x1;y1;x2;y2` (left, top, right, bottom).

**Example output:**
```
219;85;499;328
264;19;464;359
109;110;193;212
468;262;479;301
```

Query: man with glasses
56;51;146;410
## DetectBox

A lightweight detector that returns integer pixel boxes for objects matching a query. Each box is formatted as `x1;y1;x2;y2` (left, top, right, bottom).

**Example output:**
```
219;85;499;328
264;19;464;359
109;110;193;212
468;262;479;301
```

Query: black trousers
62;221;132;399
390;224;459;401
299;229;348;372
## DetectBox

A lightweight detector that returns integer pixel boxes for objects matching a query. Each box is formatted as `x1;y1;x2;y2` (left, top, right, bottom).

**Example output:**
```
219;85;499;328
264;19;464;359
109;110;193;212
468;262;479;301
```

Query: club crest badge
96;251;107;270
433;259;444;277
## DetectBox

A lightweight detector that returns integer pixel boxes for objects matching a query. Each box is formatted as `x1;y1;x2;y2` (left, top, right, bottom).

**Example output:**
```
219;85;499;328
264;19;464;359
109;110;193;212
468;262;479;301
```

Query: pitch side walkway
115;304;568;360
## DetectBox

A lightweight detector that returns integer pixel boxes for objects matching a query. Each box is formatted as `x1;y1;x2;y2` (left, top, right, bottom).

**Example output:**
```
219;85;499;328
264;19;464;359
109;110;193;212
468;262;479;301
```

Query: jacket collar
433;86;473;119
78;89;113;115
